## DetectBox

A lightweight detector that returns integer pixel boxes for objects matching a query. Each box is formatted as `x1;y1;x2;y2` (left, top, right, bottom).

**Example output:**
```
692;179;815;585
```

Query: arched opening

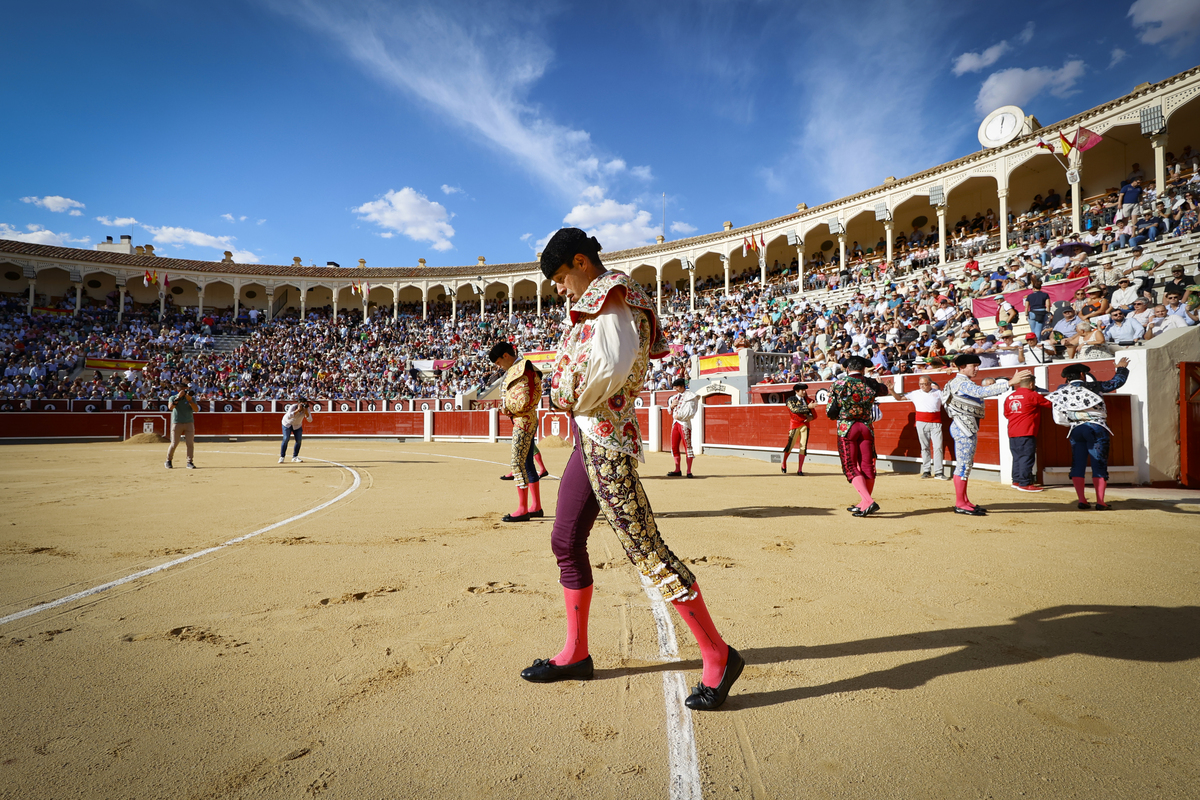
945;175;1000;260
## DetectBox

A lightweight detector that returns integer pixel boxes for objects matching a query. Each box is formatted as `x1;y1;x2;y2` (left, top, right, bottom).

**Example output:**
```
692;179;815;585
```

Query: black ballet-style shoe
684;646;744;711
500;474;515;481
529;509;545;518
520;655;594;683
502;512;531;522
954;506;987;516
1077;502;1091;510
667;470;682;477
538;469;549;478
1094;502;1112;511
846;505;859;513
853;501;880;517
796;471;804;477
686;473;695;478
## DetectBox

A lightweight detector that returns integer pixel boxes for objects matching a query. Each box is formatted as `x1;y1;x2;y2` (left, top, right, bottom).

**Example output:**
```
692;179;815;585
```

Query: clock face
978;105;1025;148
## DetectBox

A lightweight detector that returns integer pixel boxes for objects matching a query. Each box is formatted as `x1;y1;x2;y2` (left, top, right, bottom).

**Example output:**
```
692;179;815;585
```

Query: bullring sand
0;440;1197;799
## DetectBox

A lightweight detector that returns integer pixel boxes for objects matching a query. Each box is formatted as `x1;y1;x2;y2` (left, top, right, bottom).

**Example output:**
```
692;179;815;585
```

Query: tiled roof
0;239;540;281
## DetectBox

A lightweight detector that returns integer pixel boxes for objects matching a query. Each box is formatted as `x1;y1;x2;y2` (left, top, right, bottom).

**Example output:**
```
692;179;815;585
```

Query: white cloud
953;41;1011;76
670;221;698;235
221;213;235;222
257;219;266;225
603;159;626;173
141;224;259;263
519;232;533;242
630;165;653;181
353;187;456;251
220;213;249;222
1110;48;1127;68
974;60;1086;116
0;223;89;247
272;2;622;202
1018;21;1035;44
562;194;660;251
21;195;85;214
441;184;463;195
1130;0;1200;49
96;216;139;227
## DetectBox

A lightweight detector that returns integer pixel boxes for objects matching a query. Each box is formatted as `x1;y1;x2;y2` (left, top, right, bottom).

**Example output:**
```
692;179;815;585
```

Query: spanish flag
698;353;740;375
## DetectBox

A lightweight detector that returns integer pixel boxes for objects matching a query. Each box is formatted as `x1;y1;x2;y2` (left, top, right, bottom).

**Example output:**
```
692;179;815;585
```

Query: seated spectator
1130;208;1165;247
1164;291;1199;326
1130;297;1153;329
995;331;1024;366
1102;309;1144;346
1044;188;1062;210
1052;305;1082;340
1164;264;1197;299
1145;304;1190;339
1110;277;1139;310
1064;321;1108;360
1079;286;1110;321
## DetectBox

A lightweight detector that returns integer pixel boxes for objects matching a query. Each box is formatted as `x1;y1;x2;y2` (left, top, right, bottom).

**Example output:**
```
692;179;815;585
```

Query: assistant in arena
666;377;699;477
489;341;544;522
521;227;743;711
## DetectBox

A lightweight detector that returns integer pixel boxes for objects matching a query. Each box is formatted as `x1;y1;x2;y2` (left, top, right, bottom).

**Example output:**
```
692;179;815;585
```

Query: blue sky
4;0;1199;267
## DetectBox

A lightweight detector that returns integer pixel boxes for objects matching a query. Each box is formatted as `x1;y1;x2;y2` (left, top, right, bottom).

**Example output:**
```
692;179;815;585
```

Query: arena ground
0;439;1197;799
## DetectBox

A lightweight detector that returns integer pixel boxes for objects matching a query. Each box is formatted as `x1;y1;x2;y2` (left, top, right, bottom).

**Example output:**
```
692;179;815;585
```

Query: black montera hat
953;353;981;368
671;377;687;387
540;228;603;279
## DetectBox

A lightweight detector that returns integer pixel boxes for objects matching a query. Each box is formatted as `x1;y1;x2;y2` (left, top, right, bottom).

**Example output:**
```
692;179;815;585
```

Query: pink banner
971;277;1089;321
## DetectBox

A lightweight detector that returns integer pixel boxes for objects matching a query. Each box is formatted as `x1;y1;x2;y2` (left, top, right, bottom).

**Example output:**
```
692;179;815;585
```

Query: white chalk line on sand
642;577;704;800
0;454;362;628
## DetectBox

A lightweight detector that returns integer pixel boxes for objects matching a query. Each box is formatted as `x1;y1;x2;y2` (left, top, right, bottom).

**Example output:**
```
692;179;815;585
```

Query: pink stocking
671;586;729;686
514;486;528;516
685;455;694;475
953;476;970;509
1094;477;1107;505
534;452;547;473
553;584;592;665
1072;477;1088;503
528;481;542;512
850;476;872;508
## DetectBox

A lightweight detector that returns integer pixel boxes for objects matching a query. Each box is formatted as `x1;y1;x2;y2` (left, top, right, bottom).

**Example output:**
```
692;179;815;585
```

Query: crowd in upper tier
3;159;1200;402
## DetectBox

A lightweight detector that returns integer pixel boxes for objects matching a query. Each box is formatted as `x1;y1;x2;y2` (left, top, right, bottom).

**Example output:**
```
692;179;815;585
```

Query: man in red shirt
1003;373;1053;491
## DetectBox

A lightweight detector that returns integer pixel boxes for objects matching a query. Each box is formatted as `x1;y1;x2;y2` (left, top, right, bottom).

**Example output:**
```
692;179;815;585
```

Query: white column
233;281;240;321
838;234;847;272
451;292;456;323
1151;133;1168;201
884;221;894;265
508;288;513;318
196;286;205;320
393;284;399;322
936;207;947;265
159;290;165;320
998;188;1010;250
422;286;428;320
688;269;695;312
655;268;663;315
488;408;499;443
74;283;82;317
423;408;433;442
537;283;542;317
723;260;731;296
117;286;126;324
759;256;767;286
332;288;338;323
299;285;306;319
479;290;485;318
795;246;805;295
27;280;35;313
648;404;661;453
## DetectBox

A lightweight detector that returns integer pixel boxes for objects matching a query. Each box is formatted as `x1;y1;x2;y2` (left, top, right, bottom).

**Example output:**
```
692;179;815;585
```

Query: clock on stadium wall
978;105;1029;148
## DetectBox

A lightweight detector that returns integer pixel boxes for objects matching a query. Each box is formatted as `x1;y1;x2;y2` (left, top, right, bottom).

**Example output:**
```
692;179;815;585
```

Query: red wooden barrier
433;410;490;437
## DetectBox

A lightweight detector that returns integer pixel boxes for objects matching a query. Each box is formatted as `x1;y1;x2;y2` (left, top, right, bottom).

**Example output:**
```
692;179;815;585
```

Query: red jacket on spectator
1003;387;1053;437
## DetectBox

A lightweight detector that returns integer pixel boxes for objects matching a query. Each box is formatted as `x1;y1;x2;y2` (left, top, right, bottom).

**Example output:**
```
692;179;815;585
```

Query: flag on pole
162;273;169;290
760;233;766;250
742;237;750;257
749;234;759;254
1058;131;1075;157
1034;135;1057;154
143;270;157;287
1075;126;1103;153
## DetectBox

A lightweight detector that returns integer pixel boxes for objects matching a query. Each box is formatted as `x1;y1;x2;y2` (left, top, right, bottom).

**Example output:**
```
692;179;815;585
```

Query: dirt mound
537;434;569;448
125;432;168;444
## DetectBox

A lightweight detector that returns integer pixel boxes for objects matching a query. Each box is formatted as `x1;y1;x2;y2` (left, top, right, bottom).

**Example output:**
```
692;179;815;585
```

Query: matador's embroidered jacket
502;357;542;432
550;271;669;461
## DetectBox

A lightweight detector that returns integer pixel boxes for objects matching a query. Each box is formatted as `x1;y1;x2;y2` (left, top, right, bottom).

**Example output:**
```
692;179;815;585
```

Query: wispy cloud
96;215;139;227
141;224;259;263
220;213;248;222
1018;21;1035;44
0;223;89;247
272;0;640;205
777;1;962;202
1129;0;1200;50
353;188;455;251
974;60;1086;116
670;221;697;235
21;195;85;215
441;184;463;195
1109;48;1127;68
953;41;1011;76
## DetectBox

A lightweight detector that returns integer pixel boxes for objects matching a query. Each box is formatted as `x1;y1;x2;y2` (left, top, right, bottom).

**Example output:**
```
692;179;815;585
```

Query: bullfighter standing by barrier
522;227;742;711
667;377;700;477
826;357;888;517
489;342;544;522
781;383;814;475
943;355;1031;515
1047;358;1130;510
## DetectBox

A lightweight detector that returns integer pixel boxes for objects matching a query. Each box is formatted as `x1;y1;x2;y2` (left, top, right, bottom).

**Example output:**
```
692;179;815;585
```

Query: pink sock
685;455;694;475
953;475;970;509
850;476;872;508
796;452;805;472
528;481;541;512
553;584;592;665
1094;477;1107;505
534;454;547;473
781;452;790;471
1072;477;1087;503
672;586;729;686
514;486;528;516
673;455;681;471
